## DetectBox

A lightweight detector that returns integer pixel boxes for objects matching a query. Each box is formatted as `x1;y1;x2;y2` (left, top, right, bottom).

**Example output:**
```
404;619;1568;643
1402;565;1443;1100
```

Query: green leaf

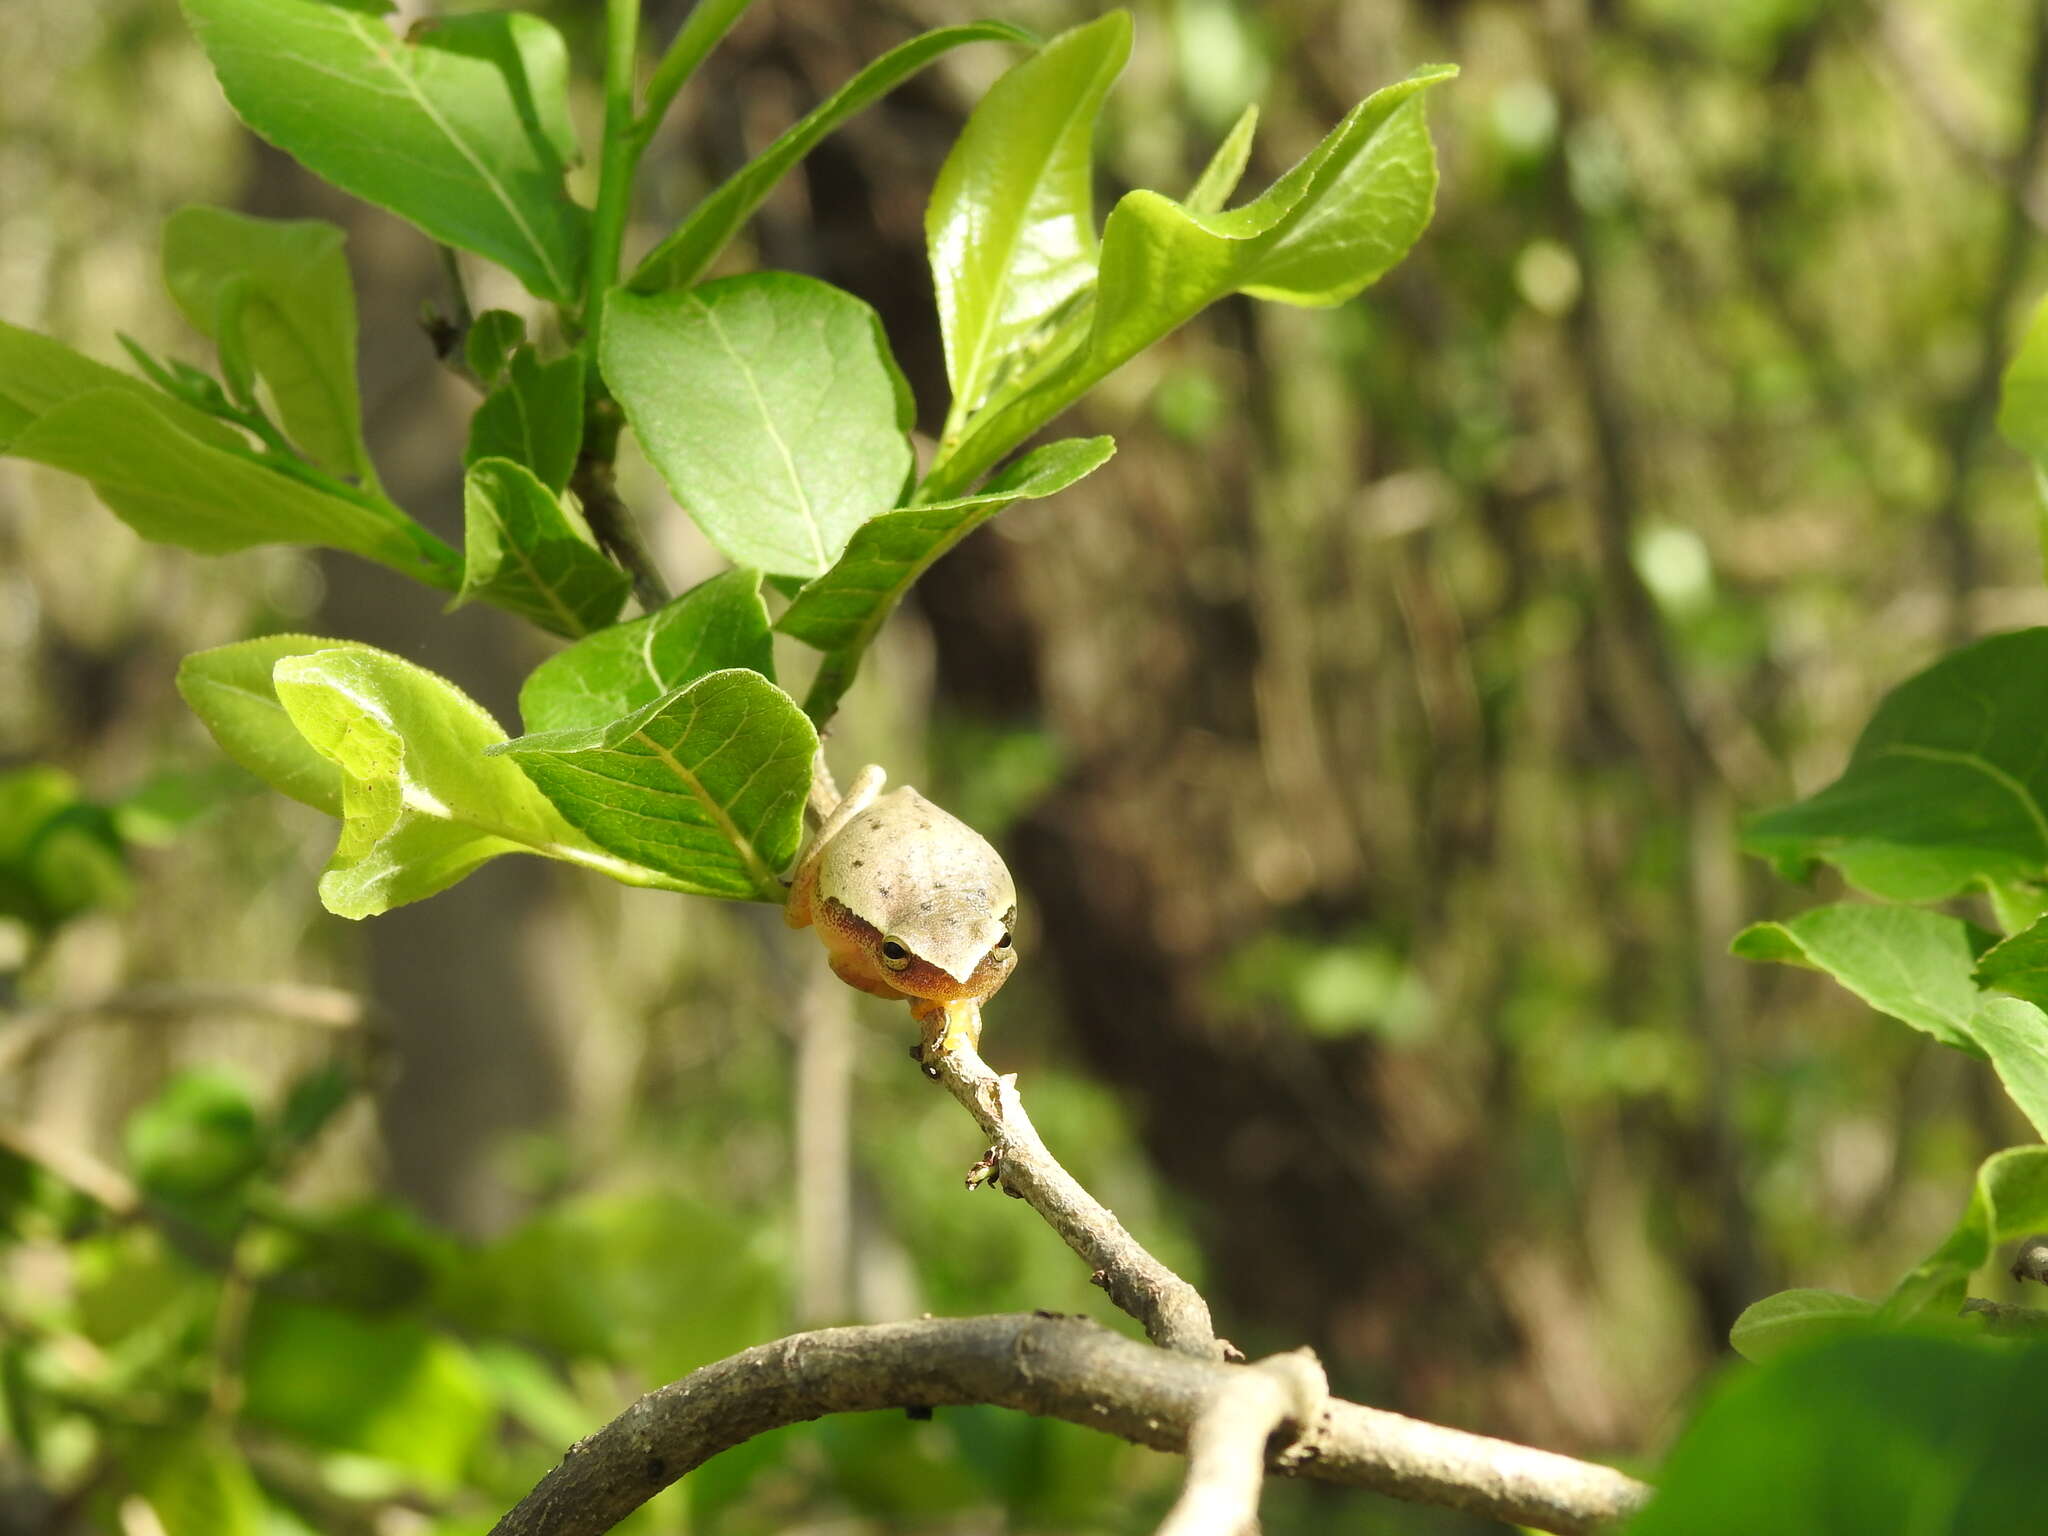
1626;1334;2048;1535
780;436;1114;721
1746;630;2048;904
927;13;1130;428
465;347;584;495
161;206;370;476
177;635;370;816
7;389;456;585
183;0;586;303
1186;104;1260;215
1998;291;2048;465
125;1069;263;1201
493;669;816;902
464;309;525;386
271;646;681;917
1884;1145;2048;1322
0;767;131;933
601;274;914;577
930;62;1455;497
781;436;1114;653
244;1299;492;1491
0;319;241;451
630;22;1034;294
454;457;629;638
1975;913;2048;1006
130;1428;267;1536
519;567;773;735
1969;998;2048;1140
1728;1289;1877;1363
1729;904;1994;1055
442;1192;782;1376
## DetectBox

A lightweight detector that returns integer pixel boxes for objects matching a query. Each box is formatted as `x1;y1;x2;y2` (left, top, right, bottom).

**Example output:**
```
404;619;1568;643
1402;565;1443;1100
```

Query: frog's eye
996;931;1013;951
879;937;913;972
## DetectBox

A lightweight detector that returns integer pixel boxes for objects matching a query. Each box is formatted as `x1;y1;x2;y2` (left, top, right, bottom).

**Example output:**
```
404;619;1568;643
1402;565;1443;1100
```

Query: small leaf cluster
0;0;1453;923
0;764;224;948
1722;303;2048;1359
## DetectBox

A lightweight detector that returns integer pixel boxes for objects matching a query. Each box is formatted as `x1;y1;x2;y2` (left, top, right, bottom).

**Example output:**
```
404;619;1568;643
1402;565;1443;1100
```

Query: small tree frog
785;764;1018;1057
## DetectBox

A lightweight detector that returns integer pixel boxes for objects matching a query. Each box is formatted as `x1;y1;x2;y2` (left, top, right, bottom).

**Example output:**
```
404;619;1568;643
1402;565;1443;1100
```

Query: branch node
2010;1232;2048;1285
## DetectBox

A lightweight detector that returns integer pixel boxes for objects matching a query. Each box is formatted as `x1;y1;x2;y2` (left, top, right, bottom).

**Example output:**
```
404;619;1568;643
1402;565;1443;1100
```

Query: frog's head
818;786;1020;1005
873;889;1019;1004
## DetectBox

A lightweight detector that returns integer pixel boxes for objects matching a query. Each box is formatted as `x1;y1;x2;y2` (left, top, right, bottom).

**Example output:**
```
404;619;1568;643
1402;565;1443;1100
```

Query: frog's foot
910;997;981;1064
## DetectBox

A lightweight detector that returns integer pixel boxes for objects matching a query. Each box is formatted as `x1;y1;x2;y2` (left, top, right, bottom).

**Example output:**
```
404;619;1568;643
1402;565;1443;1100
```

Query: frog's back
821;787;1015;934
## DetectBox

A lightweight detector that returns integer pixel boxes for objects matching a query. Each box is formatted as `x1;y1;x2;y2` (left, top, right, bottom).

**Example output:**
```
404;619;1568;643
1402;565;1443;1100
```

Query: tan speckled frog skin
786;771;1018;1028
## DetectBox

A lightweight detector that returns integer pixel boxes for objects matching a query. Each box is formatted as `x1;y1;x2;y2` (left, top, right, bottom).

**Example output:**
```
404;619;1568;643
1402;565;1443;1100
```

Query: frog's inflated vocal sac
785;765;1017;1055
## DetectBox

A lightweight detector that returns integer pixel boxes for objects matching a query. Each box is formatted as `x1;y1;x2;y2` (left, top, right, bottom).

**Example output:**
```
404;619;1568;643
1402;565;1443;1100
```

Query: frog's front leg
785;762;886;928
910;997;983;1060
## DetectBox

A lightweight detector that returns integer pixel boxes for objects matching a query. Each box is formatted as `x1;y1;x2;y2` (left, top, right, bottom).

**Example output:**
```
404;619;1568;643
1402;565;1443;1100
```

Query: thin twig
1156;1348;1328;1536
0;983;366;1078
1959;1297;2048;1336
0;1123;138;1215
929;1036;1224;1359
571;443;672;612
488;1314;1653;1536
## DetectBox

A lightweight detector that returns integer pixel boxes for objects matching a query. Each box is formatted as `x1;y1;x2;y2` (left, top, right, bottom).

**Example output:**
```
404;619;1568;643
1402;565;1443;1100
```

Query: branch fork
490;994;1653;1536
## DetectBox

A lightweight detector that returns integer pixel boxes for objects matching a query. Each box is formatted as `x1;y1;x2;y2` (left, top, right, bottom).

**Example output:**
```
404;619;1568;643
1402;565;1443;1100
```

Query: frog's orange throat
812;895;1011;1013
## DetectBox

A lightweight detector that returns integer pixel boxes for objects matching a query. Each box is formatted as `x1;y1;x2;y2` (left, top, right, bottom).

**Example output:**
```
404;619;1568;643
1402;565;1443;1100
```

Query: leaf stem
585;0;644;351
635;0;758;155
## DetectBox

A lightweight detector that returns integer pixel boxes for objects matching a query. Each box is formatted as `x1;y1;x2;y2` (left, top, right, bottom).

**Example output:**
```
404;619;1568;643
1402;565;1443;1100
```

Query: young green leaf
0;319;240;451
780;436;1115;722
601;273;914;577
1186;104;1260;215
183;0;586;303
927;62;1455;498
519;567;774;736
465;309;526;387
1746;630;2048;905
493;669;816;902
630;21;1035;294
927;13;1130;431
1727;1288;1877;1363
454;457;629;638
1883;1145;2048;1322
7;389;456;586
1630;1334;2048;1534
177;635;375;816
161;206;371;477
1729;903;1995;1055
271;646;680;918
465;347;584;495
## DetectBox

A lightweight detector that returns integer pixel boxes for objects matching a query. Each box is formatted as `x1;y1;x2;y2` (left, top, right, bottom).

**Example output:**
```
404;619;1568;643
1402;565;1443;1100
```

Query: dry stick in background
494;1019;1653;1536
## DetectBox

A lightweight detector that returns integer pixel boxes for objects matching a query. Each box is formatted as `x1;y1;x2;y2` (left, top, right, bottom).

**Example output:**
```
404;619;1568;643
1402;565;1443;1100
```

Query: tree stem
586;0;643;351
